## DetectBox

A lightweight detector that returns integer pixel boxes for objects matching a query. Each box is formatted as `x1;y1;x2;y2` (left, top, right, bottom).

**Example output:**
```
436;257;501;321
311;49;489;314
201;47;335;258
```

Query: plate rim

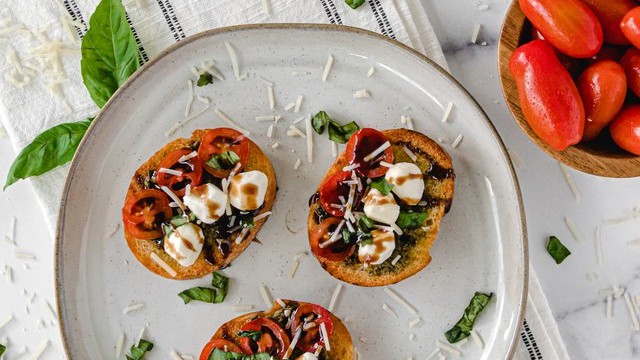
54;23;529;360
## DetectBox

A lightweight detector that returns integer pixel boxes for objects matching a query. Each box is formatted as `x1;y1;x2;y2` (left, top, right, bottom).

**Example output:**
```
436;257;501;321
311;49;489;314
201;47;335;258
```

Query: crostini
122;127;276;279
308;128;455;287
199;300;353;360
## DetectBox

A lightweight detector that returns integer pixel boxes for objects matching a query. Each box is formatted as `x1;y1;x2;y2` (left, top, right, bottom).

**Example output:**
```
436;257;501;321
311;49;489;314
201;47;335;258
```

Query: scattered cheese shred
160;186;185;210
170;350;183;360
45;300;57;321
259;285;272;308
322;54;334;82
271;142;280;149
231;305;255;312
275;298;287;308
328;283;343;312
224;41;242;80
437;339;461;356
452;134;464;148
285;326;303;358
409;333;415;341
289;260;300;279
184;80;194;116
408;317;421;328
135;325;146;347
402;146;417;162
123;303;145;315
353;89;370;98
294;94;304;113
31;339;50;360
150;253;177;277
564;216;584;242
391;255;401;266
606;294;613;318
294;158;302;170
289;124;306;138
13;251;35;260
367;67;375;77
320;322;331;351
471;23;482;44
559;164;581;202
320;220;346;248
165;105;210;137
441;102;454;123
382;303;398;318
305;114;313;163
254;211;272;222
595;226;603;266
159;167;183;176
364;141;391;162
284;101;296;111
624;293;640;331
0;314;13;330
214;109;250;135
115;333;125;358
256;115;276;122
234;227;250;244
425;348;441;360
384;288;418;315
268;85;275;110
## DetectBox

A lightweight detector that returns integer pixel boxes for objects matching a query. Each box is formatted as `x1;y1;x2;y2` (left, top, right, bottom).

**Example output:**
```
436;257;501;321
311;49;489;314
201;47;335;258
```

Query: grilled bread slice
123;129;276;279
308;129;455;287
210;300;353;360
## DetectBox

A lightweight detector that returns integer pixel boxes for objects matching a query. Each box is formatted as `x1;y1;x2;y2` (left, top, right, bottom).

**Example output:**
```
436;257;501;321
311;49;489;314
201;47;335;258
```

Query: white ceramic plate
56;24;527;360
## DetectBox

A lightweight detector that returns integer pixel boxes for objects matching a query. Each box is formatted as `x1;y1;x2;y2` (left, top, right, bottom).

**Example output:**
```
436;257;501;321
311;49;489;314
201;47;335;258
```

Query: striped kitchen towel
0;0;568;359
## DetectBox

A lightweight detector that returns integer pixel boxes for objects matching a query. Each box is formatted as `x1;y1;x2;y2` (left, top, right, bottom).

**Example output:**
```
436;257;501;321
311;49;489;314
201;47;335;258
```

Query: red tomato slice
122;189;172;240
290;304;334;353
198;128;249;178
309;217;356;262
156;149;203;197
319;171;353;217
199;339;244;360
345;128;394;178
238;317;290;359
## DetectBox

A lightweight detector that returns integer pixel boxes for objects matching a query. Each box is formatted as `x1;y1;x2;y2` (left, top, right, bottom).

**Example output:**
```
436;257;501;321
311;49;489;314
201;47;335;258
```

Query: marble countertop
1;1;639;359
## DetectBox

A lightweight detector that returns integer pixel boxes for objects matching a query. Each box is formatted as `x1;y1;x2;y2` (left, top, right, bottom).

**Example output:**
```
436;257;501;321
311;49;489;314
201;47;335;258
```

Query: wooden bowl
498;2;640;178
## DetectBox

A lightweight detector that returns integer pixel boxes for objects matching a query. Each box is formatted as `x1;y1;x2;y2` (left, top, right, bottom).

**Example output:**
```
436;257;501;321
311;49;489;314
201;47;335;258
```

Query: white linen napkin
0;0;568;358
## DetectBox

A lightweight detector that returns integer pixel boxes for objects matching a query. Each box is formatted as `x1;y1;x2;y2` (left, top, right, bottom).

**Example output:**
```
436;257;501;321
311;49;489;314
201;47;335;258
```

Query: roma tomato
509;40;585;151
620;47;640;97
519;0;603;58
582;0;635;45
621;7;640;49
577;60;627;141
610;105;640;155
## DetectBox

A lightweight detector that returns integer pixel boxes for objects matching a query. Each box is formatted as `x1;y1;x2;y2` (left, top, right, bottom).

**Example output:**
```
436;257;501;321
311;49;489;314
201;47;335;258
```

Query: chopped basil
312;110;360;144
342;227;357;245
547;236;571;264
345;0;366;9
0;344;6;356
207;349;271;360
169;215;188;228
445;292;493;343
239;214;254;229
161;223;173;236
360;237;373;246
197;72;214;87
206;150;240;170
238;330;262;341
369;177;394;195
126;339;153;360
178;272;229;304
396;210;428;229
358;215;375;233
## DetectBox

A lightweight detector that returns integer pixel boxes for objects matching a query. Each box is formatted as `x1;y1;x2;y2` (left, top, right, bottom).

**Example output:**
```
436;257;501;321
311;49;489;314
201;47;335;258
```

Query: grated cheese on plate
322;54;334;82
214;109;250;135
384;288;418;315
259;285;272;308
150;253;177;277
328;283;343;312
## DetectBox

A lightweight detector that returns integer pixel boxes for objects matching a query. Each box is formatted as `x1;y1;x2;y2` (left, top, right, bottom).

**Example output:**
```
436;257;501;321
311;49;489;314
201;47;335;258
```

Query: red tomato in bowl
577;60;627;141
620;47;640;97
610;105;640;155
620;7;640;49
519;0;603;58
582;0;635;45
509;40;585;151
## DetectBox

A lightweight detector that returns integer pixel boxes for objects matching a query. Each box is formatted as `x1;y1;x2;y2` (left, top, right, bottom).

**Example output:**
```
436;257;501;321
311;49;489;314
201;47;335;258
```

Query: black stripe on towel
125;13;149;63
371;0;396;39
156;0;181;41
62;0;86;38
164;0;186;39
326;0;343;25
318;0;337;24
520;320;544;360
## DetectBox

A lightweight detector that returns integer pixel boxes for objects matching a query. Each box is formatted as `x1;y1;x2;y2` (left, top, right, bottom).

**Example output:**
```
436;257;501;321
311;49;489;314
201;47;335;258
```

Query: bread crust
123;129;277;280
211;300;353;360
307;129;455;287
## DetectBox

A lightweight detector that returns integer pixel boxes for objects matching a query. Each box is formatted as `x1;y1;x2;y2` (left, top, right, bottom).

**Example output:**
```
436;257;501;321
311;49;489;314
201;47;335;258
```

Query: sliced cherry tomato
319;171;353;217
610;105;640;155
583;0;635;45
345;128;394;178
122;189;172;240
238;317;290;359
578;60;627;142
198;128;249;178
156;149;203;197
620;47;640;98
509;40;585;151
519;0;603;58
621;7;640;49
290;304;334;353
199;339;244;360
309;217;356;262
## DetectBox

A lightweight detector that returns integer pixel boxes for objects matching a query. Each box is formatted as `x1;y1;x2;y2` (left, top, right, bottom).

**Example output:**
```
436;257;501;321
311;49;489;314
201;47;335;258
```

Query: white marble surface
1;1;640;359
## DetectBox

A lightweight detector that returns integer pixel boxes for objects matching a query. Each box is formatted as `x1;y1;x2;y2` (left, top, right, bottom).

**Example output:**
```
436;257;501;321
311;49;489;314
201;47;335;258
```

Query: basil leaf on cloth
81;0;140;108
445;292;493;343
4;120;91;189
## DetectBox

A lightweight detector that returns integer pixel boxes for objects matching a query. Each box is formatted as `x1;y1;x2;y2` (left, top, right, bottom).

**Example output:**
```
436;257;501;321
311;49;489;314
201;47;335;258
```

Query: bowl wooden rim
498;2;640;178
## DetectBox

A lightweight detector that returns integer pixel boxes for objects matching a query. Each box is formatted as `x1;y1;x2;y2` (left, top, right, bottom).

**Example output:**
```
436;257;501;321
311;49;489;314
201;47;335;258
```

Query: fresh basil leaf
197;72;214;87
547;236;571;264
4;120;91;190
312;111;331;134
342;227;356;245
358;215;375;233
81;0;140;108
208;349;271;360
327;121;348;144
396;210;428;229
345;0;366;9
126;339;153;360
360;237;373;246
170;216;189;227
240;215;254;228
206;150;240;170
179;272;229;304
341;121;360;139
369;177;394;195
0;344;6;356
445;292;493;343
238;330;262;342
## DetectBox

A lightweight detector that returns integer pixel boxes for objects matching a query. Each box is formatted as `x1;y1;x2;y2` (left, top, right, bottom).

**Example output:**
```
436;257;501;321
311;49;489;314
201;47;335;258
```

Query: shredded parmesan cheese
284;101;296;111
384;288;418;315
267;85;275;110
254;211;272;222
123;303;145;315
408;317;421;328
382;303;398;318
391;255;401;266
170;350;183;360
159;168;183;176
31;339;50;360
288;124;307;138
160;186;185;210
364;141;391;162
402;146;417;162
294;158;302;170
294;94;304;113
165;105;210;137
224;41;242;80
353;89;370;98
441;102;454;123
564;216;584;242
425;348;441;360
234;227;250;244
289;260;300;279
320;220;346;248
328;283;343;312
367;67;375;77
559;164;582;201
115;333;125;358
256;115;276;122
185;80;194;116
452;134;464;148
624;293;640;330
231;305;254;312
331;141;338;158
150;253;177;277
471;23;482;44
271;142;280;149
259;285;272;308
0;314;13;330
306;114;313;163
606;294;613;318
595;226;603;265
214;109;250;135
320;322;331;351
322;54;334;82
276;298;287;308
13;252;35;260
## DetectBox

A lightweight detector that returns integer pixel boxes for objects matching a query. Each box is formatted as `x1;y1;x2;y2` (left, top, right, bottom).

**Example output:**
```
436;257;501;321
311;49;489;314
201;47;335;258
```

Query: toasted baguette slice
210;300;353;360
123;129;277;280
308;129;455;287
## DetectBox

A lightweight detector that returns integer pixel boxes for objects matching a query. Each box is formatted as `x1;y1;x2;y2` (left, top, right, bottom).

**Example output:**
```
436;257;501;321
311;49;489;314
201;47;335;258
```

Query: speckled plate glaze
56;24;527;360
